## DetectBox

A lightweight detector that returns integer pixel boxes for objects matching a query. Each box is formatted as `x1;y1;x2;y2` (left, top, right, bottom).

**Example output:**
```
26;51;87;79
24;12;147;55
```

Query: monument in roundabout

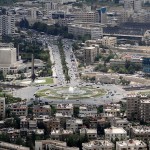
36;85;106;100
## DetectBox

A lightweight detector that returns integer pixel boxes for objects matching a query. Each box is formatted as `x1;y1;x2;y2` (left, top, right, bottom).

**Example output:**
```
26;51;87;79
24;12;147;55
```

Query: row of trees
18;19;74;39
58;39;71;82
111;60;142;74
94;59;142;75
18;19;91;42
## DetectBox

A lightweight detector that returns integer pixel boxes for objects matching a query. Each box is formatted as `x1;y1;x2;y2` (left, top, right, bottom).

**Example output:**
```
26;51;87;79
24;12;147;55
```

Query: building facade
0;14;15;35
116;139;147;150
82;140;114;150
105;127;127;141
0;97;5;119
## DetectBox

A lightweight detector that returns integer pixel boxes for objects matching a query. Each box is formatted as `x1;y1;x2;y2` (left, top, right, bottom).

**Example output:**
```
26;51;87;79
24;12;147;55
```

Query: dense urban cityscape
0;0;150;149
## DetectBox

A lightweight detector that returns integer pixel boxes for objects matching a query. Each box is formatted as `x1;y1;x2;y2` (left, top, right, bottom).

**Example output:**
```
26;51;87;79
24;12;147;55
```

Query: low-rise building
35;140;79;150
33;105;51;116
66;118;83;131
105;126;127;141
111;117;129;130
130;126;150;143
29;120;37;129
116;139;147;150
20;117;28;129
79;105;97;117
55;112;72;118
51;129;73;140
80;128;97;140
0;141;29;150
56;104;73;116
103;104;120;117
82;140;114;150
103;108;120;117
8;102;28;116
102;36;117;48
48;118;60;130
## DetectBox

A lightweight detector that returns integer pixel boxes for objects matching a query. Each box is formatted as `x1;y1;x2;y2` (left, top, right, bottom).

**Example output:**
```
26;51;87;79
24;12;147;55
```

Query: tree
73;107;79;117
19;18;29;28
0;71;4;81
83;118;90;128
15;137;25;145
97;105;103;114
51;105;56;116
89;76;95;82
0;133;10;142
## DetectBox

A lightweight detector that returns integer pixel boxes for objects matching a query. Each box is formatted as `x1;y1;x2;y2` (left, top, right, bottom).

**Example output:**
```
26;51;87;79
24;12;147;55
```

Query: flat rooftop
105;127;126;134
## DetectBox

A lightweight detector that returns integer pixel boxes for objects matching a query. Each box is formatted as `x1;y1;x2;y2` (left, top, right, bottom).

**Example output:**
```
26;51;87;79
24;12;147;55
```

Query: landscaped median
57;39;71;82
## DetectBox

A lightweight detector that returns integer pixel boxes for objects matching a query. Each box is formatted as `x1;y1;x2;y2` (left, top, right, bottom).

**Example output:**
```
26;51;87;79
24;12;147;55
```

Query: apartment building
140;99;150;122
66;118;83;131
51;129;73;140
33;105;51;116
20;117;29;129
111;117;129;130
103;107;120;117
56;104;73;116
0;14;15;35
35;140;79;150
80;128;97;140
48;118;60;130
82;140;114;150
120;9;134;23
102;36;117;48
116;139;147;150
0;141;29;150
126;94;148;120
73;11;96;23
124;0;142;12
130;126;150;143
68;22;103;40
105;126;127;141
0;97;5;119
84;46;98;65
29;120;37;129
8;102;28;116
126;94;150;122
57;18;74;26
79;105;97;118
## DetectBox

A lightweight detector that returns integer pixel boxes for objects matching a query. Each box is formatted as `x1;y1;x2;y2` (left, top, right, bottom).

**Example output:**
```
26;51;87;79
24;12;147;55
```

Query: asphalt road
12;35;128;106
13;83;128;105
62;39;79;86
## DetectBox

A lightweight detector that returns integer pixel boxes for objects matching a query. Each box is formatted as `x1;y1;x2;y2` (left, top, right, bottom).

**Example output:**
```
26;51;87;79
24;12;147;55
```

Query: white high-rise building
0;45;17;74
134;0;142;12
0;14;15;35
30;8;37;20
124;0;142;12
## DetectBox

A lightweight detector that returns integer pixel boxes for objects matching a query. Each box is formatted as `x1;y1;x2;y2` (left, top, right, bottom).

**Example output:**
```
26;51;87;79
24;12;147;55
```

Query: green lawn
45;78;53;84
